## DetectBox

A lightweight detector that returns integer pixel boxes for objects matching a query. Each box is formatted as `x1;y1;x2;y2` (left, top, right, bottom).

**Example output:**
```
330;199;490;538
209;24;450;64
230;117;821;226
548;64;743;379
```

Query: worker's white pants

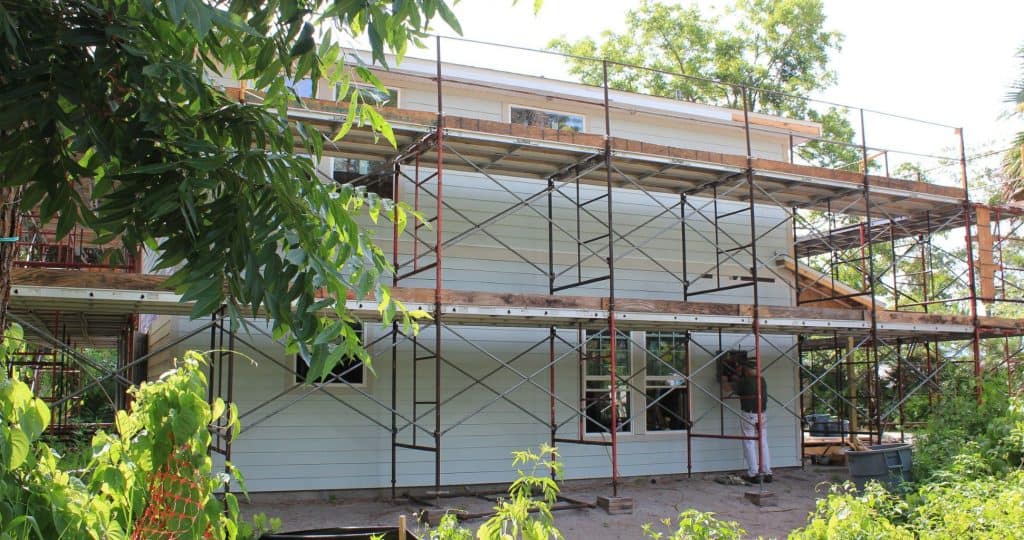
741;411;772;476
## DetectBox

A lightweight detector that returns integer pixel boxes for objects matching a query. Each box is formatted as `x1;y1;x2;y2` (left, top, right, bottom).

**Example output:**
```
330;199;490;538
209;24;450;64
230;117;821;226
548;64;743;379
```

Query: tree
0;1;538;381
1003;45;1024;197
548;0;860;170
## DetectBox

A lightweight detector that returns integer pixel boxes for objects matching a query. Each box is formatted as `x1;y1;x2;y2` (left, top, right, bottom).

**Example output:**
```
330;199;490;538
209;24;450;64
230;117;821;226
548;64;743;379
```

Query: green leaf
18;398;49;441
212;397;226;420
436;1;463;35
171;406;200;441
6;430;29;470
289;22;315;57
166;0;186;24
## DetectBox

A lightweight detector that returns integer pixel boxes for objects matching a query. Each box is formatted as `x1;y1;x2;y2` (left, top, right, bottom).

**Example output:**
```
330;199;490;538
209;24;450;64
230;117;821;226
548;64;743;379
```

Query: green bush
642;509;746;540
1;323;273;539
430;445;564;540
789;483;913;539
793;392;1024;539
911;374;1015;480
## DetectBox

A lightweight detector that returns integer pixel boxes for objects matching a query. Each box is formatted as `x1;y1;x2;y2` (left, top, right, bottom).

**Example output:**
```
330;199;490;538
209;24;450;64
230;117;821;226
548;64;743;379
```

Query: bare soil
241;466;845;539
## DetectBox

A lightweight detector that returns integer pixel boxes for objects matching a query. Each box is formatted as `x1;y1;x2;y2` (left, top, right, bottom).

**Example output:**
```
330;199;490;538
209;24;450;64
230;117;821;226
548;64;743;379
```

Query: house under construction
7;37;1024;500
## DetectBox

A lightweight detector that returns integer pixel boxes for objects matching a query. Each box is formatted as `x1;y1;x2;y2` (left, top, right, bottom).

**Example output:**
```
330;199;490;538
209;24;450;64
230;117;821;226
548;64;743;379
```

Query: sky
403;0;1023;172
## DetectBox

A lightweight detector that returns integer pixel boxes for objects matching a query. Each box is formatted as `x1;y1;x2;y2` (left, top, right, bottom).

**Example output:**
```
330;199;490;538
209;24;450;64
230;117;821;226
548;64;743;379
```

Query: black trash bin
846;443;913;491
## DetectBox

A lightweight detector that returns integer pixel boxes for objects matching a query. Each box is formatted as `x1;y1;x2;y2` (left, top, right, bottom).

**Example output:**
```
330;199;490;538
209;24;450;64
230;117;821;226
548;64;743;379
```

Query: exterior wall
371;70;791;160
145;171;801;492
147;66;805;491
149;319;798;492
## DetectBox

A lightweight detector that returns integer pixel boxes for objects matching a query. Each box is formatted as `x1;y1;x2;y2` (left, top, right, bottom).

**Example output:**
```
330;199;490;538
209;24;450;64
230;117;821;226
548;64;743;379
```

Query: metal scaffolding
8;35;1024;503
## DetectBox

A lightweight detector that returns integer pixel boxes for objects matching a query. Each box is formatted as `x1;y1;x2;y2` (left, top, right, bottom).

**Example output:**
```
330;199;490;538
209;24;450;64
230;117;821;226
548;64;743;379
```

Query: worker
736;356;772;483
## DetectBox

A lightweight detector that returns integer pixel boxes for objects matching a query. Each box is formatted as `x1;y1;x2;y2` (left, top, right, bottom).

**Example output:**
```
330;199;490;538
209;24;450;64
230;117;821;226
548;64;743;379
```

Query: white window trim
582;330;689;439
642;331;690;435
508;104;586;132
582;331;635;436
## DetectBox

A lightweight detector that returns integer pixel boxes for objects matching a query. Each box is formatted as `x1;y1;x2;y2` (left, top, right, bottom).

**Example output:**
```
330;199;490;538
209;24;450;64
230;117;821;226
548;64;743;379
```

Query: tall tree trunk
0;185;23;341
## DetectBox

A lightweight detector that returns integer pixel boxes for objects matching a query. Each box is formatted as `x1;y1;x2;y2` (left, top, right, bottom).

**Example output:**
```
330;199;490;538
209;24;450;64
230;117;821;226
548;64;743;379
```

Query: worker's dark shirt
736;375;767;413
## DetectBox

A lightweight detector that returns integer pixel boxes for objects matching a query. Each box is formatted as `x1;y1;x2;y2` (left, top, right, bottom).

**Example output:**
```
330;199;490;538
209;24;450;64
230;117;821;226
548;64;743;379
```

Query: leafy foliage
477;445;564;540
790;483;914;540
792;394;1024;539
426;445;564;540
0;331;273;539
547;0;860;169
910;373;1016;481
1004;45;1024;188
0;0;477;379
642;509;746;540
425;514;472;540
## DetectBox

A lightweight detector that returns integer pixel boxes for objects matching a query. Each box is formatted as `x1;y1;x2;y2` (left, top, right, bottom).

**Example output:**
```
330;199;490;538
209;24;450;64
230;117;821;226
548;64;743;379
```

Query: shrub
1;324;271;539
789;483;913;539
427;445;564;540
642;509;746;540
793;392;1024;539
911;375;1014;480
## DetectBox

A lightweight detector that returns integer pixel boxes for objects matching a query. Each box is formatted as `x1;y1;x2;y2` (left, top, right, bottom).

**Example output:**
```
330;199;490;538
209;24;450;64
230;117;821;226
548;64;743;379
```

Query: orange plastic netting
130;448;213;540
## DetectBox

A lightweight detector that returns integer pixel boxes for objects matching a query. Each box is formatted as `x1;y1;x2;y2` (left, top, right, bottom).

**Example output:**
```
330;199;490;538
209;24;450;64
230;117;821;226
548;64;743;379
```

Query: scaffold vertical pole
859;108;881;444
741;85;765;479
433;33;445;497
549;325;557;479
957;128;983;404
602;58;619;498
391;161;400;500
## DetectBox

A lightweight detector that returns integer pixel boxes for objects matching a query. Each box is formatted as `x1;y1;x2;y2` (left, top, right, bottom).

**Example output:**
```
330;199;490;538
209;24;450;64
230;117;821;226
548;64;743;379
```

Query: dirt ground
242;466;846;539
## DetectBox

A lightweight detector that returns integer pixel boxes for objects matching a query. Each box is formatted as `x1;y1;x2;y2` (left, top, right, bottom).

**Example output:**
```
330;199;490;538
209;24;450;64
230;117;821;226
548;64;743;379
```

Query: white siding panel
147;320;800;492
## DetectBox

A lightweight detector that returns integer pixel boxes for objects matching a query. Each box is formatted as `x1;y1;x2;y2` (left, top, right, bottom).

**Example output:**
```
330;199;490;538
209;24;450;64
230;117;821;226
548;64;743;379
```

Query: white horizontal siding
148;321;800;492
362;169;794;306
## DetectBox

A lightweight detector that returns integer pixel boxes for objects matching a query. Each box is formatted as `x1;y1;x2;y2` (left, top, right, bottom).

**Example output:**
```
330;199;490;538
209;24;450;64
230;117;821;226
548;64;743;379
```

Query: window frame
581;330;690;438
292;324;369;388
642;332;690;434
283;77;316;99
508;104;586;133
582;331;634;436
331;157;394;199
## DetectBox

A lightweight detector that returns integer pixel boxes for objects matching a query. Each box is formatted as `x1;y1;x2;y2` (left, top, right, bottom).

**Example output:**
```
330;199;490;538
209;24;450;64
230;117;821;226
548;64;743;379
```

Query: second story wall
362;168;794;307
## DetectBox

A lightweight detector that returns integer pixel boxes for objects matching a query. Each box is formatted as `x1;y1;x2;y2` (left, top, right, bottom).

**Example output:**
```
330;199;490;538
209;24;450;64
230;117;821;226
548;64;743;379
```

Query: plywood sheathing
976;206;996;301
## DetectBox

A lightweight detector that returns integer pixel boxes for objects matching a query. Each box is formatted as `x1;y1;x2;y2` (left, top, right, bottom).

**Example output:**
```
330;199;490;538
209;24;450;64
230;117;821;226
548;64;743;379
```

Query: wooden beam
11;268;172;291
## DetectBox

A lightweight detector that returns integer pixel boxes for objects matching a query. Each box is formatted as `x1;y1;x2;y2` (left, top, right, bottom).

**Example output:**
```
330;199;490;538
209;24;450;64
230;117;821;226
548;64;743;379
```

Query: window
333;158;393;199
644;333;689;431
294;325;366;386
510;106;584;133
582;331;690;435
336;83;399;107
284;77;315;99
584;332;631;434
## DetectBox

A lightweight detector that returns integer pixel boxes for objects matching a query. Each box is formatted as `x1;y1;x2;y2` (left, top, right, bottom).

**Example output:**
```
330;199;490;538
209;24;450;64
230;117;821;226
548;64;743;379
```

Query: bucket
846;443;913;491
826;419;850;437
807;414;832;436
